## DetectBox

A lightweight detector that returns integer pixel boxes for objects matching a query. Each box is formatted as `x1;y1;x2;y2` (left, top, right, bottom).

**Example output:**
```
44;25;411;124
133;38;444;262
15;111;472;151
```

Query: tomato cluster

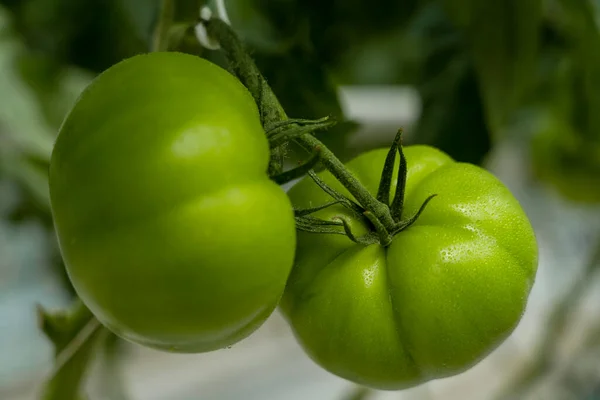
50;52;538;389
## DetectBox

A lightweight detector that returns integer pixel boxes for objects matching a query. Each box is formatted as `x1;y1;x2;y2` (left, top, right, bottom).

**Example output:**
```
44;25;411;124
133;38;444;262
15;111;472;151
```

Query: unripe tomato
50;52;296;352
281;145;538;389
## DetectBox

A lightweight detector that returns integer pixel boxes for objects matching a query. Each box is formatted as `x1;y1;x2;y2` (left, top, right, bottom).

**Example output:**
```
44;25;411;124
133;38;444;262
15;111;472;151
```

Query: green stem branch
203;18;287;174
298;133;396;228
202;19;396;228
202;19;286;125
202;17;399;232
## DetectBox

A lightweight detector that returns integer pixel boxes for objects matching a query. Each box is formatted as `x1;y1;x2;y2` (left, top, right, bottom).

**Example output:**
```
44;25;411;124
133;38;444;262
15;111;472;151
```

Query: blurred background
1;0;600;399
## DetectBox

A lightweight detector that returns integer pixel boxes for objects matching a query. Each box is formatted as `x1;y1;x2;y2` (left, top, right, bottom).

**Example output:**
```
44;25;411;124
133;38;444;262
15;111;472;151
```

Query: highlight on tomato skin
281;145;538;390
48;52;297;353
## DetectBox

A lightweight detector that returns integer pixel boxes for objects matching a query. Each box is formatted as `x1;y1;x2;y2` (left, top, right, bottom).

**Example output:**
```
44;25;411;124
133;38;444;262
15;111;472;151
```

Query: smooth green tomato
50;52;296;353
281;145;538;390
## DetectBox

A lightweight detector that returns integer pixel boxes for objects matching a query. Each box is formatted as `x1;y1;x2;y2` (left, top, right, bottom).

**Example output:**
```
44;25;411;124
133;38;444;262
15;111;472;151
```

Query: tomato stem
272;155;319;185
266;117;332;133
294;216;346;235
299;133;397;227
267;118;337;149
202;19;286;126
201;19;286;175
203;18;398;232
201;17;437;243
364;211;393;246
306;170;365;219
294;200;342;217
334;217;380;245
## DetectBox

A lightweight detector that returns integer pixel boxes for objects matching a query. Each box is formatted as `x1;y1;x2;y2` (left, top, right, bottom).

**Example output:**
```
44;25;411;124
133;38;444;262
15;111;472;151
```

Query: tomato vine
37;0;541;397
201;16;437;247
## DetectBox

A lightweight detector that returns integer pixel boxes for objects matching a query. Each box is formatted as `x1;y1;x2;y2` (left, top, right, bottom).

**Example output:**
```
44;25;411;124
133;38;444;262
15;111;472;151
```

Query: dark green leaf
225;0;359;159
409;5;491;164
527;0;600;203
4;0;147;72
443;0;542;134
550;0;600;139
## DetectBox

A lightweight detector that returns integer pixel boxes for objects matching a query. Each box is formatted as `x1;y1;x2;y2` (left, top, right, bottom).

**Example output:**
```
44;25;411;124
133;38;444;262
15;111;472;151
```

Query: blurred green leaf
300;0;420;68
255;49;358;158
225;0;359;159
151;0;213;53
0;4;86;293
417;66;491;165
38;301;104;400
443;0;542;134
2;0;147;72
527;0;600;203
227;0;301;53
550;0;600;139
0;7;92;210
0;156;50;209
407;4;491;164
0;49;54;161
0;8;54;211
530;115;600;203
16;48;94;129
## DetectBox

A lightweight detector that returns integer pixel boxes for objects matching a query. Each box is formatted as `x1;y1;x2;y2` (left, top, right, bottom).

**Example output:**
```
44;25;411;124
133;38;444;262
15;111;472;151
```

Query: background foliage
1;0;600;399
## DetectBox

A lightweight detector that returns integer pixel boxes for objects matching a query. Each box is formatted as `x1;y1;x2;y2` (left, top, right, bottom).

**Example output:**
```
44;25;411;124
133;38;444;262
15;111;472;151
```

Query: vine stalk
202;18;397;232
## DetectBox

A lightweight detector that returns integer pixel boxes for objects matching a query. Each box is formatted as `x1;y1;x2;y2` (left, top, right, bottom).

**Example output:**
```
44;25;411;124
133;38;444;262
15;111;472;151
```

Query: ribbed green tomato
49;52;296;353
281;145;538;389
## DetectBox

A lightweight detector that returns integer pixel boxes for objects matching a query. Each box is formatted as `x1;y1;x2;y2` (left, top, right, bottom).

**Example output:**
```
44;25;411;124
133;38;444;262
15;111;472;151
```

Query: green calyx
294;130;437;247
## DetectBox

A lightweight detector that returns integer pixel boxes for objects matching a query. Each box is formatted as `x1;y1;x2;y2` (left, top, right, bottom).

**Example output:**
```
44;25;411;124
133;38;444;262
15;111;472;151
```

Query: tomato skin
49;52;296;352
281;146;538;389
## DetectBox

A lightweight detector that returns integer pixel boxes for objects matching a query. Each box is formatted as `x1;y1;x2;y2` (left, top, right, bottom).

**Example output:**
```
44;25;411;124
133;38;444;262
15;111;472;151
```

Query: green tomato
281;145;538;389
49;52;296;353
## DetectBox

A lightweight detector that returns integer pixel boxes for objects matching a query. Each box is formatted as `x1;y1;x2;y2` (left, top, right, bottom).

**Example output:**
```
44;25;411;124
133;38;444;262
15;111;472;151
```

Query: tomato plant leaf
528;0;600;203
223;0;358;159
552;0;600;138
442;0;542;134
409;4;491;164
38;301;105;400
